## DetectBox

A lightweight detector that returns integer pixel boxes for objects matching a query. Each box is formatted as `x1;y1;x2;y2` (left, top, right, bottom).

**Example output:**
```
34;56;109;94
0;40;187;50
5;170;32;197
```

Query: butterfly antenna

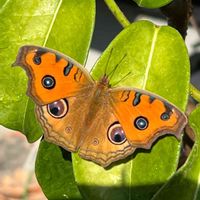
107;53;127;81
111;71;132;87
104;48;114;76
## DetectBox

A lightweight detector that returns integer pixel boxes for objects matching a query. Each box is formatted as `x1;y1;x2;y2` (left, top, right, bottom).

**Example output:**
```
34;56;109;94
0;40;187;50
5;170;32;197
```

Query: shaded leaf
73;20;190;200
36;140;82;200
152;106;200;200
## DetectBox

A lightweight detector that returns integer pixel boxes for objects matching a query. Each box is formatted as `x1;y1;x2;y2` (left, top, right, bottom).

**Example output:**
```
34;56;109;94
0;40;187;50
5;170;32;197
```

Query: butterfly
13;45;187;167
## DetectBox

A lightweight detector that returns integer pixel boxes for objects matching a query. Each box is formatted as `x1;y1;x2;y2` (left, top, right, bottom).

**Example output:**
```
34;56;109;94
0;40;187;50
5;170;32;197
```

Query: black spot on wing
33;48;47;65
55;53;62;62
63;61;73;76
120;91;130;102
132;92;141;106
36;48;47;57
33;48;62;64
164;102;173;114
33;56;41;65
37;48;62;62
149;96;155;103
160;102;173;121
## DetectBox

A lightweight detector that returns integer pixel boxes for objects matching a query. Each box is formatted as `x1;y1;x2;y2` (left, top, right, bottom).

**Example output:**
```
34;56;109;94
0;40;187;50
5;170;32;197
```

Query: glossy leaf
0;0;95;142
0;0;95;199
133;0;173;8
36;140;82;200
73;20;190;200
152;106;200;200
0;0;60;141
35;0;95;199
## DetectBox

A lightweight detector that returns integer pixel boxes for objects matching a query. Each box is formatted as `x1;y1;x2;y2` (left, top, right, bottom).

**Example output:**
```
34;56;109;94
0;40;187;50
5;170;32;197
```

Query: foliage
0;0;199;199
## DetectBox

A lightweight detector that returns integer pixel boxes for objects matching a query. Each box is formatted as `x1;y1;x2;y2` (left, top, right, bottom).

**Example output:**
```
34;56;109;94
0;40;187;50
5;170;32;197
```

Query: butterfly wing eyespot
107;122;127;145
134;116;149;130
42;75;56;89
47;99;68;118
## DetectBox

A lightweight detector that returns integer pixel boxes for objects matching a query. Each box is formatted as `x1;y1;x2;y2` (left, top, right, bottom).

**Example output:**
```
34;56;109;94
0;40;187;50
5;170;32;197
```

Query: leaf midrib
0;0;10;12
142;26;160;89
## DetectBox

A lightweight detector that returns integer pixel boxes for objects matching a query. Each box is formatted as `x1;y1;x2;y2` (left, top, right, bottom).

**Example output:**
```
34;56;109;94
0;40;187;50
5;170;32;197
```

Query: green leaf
133;0;173;8
0;0;95;198
0;0;61;141
0;0;95;142
151;106;200;200
73;20;190;200
35;0;95;199
35;140;82;200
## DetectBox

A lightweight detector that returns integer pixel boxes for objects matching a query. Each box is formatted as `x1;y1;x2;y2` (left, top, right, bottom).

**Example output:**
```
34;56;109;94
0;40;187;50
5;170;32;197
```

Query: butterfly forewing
110;88;187;149
13;46;95;105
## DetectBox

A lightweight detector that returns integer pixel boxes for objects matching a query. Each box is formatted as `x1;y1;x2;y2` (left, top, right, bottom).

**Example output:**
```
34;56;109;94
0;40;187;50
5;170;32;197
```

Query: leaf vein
142;27;160;89
0;0;10;13
43;0;63;46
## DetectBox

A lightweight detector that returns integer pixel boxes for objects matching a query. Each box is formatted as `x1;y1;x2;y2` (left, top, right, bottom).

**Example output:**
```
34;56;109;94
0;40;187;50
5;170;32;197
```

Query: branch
160;0;192;39
104;0;130;28
190;83;200;103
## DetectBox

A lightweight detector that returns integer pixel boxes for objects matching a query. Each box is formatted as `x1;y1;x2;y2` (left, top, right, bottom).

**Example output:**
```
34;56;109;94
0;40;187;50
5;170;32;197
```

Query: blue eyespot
134;116;148;130
42;75;55;89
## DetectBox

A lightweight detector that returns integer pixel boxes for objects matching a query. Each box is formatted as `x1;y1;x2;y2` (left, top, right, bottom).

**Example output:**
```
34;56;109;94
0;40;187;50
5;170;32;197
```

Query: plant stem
104;0;130;28
190;84;200;102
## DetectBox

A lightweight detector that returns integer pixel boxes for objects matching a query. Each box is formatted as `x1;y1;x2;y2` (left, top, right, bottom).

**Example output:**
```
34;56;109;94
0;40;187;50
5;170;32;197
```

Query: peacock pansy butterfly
13;45;187;167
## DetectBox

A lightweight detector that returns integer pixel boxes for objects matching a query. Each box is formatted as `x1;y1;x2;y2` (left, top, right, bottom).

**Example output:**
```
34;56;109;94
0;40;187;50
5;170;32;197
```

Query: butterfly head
99;74;111;88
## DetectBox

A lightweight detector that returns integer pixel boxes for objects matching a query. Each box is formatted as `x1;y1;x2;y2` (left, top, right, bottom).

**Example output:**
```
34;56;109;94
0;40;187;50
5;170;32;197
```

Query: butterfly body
13;45;187;167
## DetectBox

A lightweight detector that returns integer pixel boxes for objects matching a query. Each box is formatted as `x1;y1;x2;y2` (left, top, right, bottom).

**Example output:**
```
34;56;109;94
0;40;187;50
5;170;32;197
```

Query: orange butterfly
13;46;187;167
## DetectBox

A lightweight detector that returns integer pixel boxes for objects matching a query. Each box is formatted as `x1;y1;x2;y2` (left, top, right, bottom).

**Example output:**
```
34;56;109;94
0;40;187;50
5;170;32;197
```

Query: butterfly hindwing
78;99;134;167
36;93;134;167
